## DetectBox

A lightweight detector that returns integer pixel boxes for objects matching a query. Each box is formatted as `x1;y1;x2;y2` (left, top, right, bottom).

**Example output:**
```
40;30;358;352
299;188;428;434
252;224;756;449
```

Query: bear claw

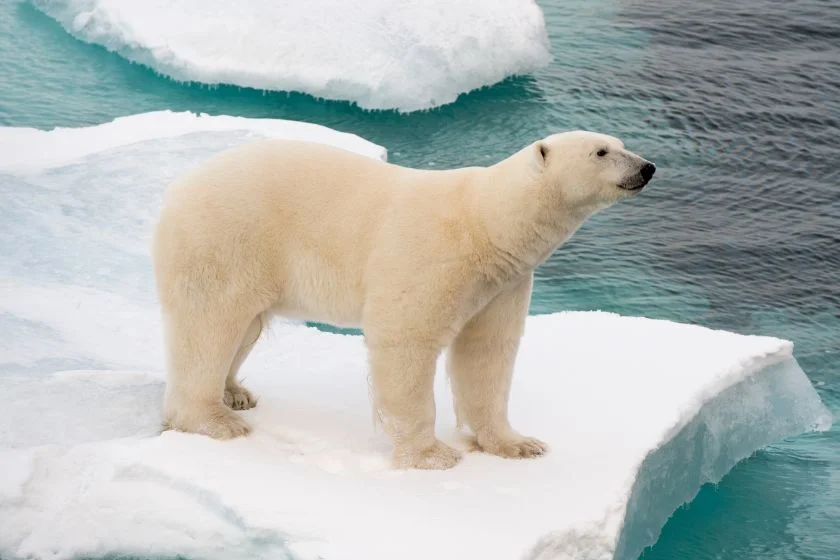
224;385;258;410
468;433;548;459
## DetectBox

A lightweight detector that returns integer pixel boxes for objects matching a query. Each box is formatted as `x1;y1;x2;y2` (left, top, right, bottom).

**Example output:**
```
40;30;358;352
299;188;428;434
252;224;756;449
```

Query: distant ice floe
0;113;832;560
0;109;386;173
30;0;552;111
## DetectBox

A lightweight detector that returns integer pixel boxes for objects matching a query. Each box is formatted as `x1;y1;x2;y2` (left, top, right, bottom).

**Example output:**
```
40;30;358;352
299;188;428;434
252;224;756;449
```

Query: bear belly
274;256;366;329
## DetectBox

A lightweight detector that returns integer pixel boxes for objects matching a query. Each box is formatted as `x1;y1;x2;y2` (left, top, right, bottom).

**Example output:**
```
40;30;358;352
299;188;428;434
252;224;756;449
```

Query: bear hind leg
224;314;263;411
162;307;255;439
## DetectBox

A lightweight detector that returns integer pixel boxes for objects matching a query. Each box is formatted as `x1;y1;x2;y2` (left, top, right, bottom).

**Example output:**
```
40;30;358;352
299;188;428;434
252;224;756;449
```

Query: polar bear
151;130;655;470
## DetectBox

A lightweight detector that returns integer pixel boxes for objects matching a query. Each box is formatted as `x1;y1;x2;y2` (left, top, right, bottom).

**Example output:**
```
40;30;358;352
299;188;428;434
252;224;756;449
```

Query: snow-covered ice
0;113;832;560
0;318;832;560
30;0;552;112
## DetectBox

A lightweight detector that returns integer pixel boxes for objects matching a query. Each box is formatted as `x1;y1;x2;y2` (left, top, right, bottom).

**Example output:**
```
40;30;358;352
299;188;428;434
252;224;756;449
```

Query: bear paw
468;432;548;459
164;403;252;440
224;384;258;410
393;440;463;470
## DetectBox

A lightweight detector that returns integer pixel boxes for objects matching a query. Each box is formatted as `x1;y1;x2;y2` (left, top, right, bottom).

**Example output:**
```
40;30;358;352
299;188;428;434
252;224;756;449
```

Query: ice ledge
527;355;832;560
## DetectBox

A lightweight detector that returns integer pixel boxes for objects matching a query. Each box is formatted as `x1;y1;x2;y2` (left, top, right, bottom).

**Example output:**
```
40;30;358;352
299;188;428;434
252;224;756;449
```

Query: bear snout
618;160;656;192
640;162;656;183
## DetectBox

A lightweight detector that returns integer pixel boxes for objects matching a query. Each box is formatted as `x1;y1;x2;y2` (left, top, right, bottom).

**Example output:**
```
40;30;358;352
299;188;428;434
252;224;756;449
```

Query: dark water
0;0;838;557
616;2;840;558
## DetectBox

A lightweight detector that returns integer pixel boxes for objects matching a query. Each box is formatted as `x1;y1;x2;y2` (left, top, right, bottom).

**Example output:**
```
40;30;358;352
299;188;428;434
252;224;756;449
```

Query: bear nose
640;162;656;182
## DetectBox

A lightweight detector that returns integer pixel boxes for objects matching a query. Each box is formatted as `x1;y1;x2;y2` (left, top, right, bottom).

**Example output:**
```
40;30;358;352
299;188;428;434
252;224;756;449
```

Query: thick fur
151;131;655;470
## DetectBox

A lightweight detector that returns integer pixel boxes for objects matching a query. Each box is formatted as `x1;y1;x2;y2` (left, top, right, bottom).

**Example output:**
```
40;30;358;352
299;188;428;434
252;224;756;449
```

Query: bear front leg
447;274;548;459
367;341;462;470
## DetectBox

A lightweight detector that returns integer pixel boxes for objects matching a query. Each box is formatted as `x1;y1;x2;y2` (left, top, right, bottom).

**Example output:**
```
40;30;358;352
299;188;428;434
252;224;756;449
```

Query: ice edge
526;353;832;560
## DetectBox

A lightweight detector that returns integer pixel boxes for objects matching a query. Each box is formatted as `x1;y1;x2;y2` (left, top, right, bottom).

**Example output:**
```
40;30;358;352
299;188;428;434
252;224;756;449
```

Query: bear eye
596;148;608;157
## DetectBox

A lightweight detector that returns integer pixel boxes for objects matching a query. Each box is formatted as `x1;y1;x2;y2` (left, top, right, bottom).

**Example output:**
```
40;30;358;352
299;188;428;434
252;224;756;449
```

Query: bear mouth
617;181;647;192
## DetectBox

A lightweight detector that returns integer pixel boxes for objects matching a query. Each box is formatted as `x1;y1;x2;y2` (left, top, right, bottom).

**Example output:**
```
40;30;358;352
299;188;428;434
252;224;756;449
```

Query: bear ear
537;142;549;165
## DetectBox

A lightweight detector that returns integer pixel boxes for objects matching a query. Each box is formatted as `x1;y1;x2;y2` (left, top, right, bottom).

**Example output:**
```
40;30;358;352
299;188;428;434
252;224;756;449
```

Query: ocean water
0;0;838;558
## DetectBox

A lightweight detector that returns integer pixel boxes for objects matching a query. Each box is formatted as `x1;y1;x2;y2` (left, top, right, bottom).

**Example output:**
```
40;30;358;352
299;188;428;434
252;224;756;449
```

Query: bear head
533;130;656;213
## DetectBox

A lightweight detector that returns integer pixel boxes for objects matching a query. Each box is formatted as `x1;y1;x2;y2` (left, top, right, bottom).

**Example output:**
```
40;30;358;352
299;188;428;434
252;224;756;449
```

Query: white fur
151;130;654;470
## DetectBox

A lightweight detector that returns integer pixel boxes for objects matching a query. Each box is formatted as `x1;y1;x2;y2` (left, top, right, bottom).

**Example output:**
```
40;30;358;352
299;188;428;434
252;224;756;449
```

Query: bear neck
472;148;593;278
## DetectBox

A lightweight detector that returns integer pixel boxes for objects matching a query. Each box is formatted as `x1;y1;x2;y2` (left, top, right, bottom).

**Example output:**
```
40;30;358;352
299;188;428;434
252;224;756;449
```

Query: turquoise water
1;0;838;558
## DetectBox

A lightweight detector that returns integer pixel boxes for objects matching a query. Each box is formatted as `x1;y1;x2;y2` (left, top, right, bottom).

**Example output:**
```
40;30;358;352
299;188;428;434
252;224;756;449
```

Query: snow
0;113;832;560
29;0;552;112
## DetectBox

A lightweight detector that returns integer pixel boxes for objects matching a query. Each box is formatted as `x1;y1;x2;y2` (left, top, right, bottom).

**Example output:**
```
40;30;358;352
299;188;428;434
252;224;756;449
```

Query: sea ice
0;113;832;560
30;0;552;112
0;110;386;173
